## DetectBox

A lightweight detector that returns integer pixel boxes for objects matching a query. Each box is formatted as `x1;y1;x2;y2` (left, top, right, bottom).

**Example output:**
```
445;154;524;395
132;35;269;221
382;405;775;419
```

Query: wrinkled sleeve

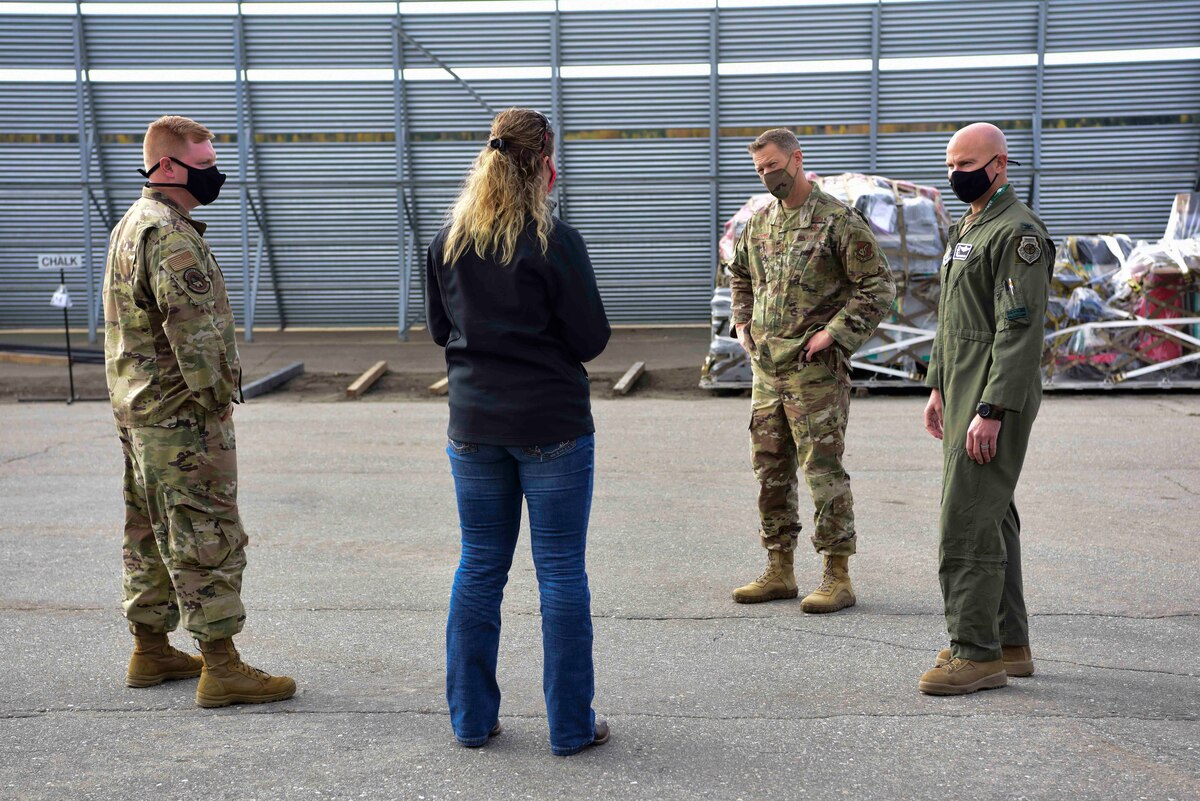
425;241;451;347
925;251;947;389
827;217;897;354
552;227;611;363
981;233;1052;412
727;225;754;326
925;328;943;389
152;232;234;409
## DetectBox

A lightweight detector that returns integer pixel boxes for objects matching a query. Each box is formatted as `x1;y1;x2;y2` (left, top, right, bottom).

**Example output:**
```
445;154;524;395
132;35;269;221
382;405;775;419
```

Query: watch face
978;403;991;418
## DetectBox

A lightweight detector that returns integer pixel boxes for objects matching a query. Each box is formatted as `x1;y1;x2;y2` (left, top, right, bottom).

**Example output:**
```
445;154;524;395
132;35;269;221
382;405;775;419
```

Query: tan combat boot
732;550;798;604
126;623;204;688
918;657;1007;695
936;645;1034;677
196;638;297;708
800;555;856;614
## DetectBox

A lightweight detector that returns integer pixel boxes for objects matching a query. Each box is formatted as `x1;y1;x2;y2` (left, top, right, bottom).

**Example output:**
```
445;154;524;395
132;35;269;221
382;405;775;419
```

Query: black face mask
139;157;226;206
948;154;1000;204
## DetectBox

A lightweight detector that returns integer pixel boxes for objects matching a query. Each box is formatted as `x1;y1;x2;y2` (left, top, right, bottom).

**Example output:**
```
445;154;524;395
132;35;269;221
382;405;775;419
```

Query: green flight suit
925;185;1053;663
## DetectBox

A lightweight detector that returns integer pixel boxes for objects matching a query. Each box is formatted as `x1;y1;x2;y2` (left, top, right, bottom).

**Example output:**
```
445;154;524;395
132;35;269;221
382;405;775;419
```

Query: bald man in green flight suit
918;123;1053;696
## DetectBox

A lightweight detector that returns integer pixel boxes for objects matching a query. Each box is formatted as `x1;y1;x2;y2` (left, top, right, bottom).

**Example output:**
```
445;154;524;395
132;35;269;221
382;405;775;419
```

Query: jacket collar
141;188;206;234
959;183;1017;233
768;185;821;231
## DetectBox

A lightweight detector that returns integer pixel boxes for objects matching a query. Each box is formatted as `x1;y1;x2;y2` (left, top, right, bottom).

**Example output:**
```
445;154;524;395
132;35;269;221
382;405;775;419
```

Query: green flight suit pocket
995;279;1032;331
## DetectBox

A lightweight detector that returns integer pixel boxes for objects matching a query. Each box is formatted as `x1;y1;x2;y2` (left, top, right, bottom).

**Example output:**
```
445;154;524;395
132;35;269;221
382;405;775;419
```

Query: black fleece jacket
425;218;611;447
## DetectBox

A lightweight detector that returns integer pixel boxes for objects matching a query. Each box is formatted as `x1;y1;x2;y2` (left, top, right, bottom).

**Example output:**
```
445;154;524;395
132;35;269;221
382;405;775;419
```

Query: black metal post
60;268;76;404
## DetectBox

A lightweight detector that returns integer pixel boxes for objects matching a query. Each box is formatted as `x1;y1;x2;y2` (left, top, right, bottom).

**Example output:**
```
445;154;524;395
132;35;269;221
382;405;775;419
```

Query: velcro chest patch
953;243;974;261
166;249;198;273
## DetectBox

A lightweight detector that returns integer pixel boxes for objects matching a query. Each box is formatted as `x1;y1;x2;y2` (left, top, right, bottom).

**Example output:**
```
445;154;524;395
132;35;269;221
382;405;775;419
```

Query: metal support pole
61;268;77;403
393;12;412;340
249;236;265;317
233;10;254;343
73;5;97;343
708;6;720;290
869;0;881;173
1031;0;1047;210
550;1;567;220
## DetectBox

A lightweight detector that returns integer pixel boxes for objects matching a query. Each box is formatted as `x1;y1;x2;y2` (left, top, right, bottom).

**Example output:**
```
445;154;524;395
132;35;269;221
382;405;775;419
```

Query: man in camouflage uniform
918;123;1052;695
104;115;294;707
729;129;896;610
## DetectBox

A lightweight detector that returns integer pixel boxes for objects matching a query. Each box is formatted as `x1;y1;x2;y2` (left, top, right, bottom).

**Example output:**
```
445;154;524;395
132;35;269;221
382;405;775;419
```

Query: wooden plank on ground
612;361;646;396
345;360;388;399
242;361;304;400
0;352;70;366
429;376;449;396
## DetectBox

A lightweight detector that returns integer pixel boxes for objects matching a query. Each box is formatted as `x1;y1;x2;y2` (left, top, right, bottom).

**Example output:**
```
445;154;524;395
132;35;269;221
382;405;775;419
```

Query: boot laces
235;660;271;681
817;567;837;593
756;555;782;583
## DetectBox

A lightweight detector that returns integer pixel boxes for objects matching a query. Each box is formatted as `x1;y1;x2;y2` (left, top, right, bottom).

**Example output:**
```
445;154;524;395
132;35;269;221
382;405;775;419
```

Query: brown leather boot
800;554;856;613
936;645;1034;677
196;638;296;708
918;658;1008;696
732;550;798;604
126;623;203;688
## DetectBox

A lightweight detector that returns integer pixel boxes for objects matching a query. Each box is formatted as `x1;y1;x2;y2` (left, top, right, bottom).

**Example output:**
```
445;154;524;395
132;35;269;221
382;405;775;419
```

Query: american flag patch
166;250;197;272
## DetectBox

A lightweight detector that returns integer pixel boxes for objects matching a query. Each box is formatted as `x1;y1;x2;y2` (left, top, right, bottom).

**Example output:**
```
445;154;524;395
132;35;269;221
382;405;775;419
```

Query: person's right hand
924;389;944;440
735;323;752;354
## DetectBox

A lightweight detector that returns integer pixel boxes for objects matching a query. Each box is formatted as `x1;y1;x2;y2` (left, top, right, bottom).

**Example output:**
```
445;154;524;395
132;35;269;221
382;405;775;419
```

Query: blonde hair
444;107;556;267
747;127;800;156
143;115;214;170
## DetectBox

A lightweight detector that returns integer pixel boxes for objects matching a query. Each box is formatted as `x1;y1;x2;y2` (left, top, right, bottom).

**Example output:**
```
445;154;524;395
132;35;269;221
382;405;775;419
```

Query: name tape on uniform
38;253;83;271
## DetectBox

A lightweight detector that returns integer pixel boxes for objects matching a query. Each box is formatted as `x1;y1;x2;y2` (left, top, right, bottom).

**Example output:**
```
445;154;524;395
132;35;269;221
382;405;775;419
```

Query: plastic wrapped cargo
1043;198;1200;386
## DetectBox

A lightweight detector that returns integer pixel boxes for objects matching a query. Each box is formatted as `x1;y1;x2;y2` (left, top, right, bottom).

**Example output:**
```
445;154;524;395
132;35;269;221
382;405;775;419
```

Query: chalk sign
38;253;83;271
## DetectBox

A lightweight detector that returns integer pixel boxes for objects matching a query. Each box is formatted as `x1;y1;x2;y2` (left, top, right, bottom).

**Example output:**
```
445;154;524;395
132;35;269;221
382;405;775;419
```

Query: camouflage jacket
729;186;896;370
103;188;241;427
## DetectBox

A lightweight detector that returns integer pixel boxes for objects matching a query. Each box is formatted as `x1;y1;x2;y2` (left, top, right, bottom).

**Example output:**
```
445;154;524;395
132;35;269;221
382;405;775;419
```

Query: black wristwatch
977;402;1005;422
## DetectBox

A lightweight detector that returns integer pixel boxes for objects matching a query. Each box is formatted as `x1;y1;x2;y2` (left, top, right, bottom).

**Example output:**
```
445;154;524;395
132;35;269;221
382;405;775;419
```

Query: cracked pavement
1;396;1197;800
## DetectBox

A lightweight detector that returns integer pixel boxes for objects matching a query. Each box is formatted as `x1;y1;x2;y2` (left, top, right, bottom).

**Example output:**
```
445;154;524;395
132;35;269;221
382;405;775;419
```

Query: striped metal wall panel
1;0;1198;334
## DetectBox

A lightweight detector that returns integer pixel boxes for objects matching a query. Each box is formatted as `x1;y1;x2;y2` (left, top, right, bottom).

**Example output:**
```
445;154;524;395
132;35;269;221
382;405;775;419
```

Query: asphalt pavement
0;395;1197;800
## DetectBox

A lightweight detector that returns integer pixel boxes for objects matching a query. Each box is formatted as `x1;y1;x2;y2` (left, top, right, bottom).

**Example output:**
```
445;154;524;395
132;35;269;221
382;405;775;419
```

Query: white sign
38;253;83;271
50;285;73;309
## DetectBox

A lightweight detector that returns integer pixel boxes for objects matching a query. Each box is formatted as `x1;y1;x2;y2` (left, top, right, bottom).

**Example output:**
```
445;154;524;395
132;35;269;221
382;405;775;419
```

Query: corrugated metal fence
1;0;1198;339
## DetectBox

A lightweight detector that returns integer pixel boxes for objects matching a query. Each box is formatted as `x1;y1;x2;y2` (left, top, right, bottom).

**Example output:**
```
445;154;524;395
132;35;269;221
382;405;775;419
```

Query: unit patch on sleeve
854;241;875;263
953;243;974;261
1017;236;1042;265
182;267;211;295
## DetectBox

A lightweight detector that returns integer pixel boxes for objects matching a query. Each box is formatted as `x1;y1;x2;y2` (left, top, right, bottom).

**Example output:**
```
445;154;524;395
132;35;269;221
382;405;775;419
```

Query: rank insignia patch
182;267;211;295
1017;236;1042;264
854;241;874;263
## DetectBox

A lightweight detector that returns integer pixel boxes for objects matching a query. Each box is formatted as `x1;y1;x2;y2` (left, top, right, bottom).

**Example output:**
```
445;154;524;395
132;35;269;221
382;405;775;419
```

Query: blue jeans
445;434;597;756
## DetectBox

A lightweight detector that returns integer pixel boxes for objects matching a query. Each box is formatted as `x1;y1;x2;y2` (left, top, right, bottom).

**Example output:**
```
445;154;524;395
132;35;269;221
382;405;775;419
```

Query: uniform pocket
995;279;1033;331
162;487;246;569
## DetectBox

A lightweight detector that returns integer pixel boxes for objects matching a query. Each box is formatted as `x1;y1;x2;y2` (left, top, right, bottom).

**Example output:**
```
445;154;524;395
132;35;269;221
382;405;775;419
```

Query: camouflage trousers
118;402;248;642
749;351;856;556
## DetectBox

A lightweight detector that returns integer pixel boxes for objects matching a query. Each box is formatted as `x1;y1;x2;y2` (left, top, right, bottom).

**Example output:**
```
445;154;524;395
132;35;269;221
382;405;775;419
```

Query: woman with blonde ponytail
426;107;611;756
